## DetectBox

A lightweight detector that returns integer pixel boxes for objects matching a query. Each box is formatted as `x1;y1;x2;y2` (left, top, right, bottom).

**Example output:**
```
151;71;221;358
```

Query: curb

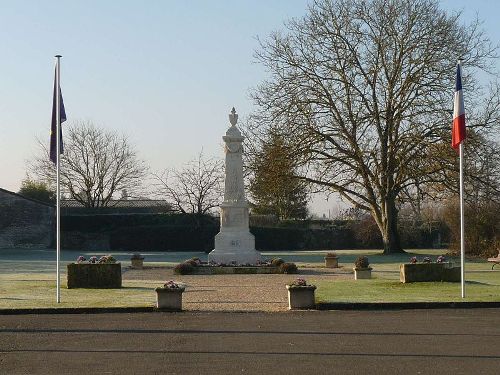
0;307;157;315
1;302;499;315
316;301;500;310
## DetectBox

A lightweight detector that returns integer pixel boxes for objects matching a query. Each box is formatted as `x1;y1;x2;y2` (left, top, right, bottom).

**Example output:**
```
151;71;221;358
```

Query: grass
0;249;498;309
0;274;159;309
312;251;500;303
314;278;500;303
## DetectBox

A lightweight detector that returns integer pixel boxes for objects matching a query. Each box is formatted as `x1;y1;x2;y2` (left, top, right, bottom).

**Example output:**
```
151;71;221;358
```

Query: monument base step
180;265;281;275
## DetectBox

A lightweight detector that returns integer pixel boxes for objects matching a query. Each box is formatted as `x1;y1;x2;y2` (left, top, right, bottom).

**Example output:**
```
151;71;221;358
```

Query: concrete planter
400;263;460;283
324;256;339;268
286;285;316;310
155;287;185;310
131;257;144;269
67;263;122;289
354;267;372;280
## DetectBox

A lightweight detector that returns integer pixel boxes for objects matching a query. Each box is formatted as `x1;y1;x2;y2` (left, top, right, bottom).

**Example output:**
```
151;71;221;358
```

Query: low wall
0;189;54;248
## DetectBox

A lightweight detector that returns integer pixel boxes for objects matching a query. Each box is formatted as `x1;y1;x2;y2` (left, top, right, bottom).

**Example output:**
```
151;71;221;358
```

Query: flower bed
176;265;281;275
173;257;297;275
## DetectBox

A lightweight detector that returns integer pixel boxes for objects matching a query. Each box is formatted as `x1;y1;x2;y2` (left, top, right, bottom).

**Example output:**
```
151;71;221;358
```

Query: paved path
123;266;352;312
1;309;499;374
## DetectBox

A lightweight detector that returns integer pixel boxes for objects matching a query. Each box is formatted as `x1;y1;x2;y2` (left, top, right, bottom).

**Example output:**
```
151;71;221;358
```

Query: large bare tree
249;0;498;253
154;151;224;215
30;121;147;207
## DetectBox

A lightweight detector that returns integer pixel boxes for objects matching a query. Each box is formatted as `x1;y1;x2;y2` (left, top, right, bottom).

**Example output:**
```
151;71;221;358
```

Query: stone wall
0;188;54;248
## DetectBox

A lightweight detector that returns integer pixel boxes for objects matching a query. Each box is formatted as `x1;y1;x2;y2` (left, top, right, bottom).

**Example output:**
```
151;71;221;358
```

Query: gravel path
123;266;353;312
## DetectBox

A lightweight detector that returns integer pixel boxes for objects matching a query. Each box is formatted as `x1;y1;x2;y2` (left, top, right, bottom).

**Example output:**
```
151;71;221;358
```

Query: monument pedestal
210;231;261;265
208;108;261;265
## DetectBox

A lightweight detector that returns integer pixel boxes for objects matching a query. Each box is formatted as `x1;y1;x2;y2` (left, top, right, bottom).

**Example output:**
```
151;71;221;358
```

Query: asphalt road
0;309;499;374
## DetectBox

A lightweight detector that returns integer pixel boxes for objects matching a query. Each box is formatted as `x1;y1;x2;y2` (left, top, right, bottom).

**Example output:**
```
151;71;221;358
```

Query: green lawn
0;274;159;309
0;249;498;308
309;250;500;303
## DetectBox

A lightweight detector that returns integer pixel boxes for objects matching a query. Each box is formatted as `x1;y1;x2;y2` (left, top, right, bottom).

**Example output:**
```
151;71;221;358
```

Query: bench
487;251;500;270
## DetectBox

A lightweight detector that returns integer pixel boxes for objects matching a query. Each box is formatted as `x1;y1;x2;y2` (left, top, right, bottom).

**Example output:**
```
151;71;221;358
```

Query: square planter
131;257;144;269
354;267;372;280
286;285;316;310
155;287;185;311
67;263;122;289
400;263;460;283
324;256;339;268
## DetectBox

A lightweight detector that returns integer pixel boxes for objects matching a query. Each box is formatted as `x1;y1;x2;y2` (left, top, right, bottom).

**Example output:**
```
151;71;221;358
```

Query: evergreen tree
249;133;308;220
18;179;56;204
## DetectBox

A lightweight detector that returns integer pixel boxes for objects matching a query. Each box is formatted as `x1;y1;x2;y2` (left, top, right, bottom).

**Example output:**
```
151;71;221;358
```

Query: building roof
60;199;171;208
0;187;54;207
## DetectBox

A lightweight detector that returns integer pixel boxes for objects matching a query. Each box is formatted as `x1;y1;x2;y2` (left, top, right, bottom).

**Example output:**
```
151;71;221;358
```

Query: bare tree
154;151;224;215
30;120;147;207
249;0;498;253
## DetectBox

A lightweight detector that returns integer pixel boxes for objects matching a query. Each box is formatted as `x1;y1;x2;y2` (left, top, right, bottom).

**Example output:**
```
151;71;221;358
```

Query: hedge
60;213;445;251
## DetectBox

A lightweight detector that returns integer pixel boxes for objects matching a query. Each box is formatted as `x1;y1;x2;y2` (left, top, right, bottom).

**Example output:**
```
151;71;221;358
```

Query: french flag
452;63;466;150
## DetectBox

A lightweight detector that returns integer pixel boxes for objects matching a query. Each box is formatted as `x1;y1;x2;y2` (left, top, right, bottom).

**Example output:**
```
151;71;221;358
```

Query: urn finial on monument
225;107;242;138
229;107;238;126
208;107;261;265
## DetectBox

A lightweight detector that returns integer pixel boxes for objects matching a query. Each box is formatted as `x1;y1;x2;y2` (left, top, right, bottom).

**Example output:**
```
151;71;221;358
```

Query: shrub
350;216;382;248
98;255;116;264
354;256;369;269
271;258;285;267
189;257;202;265
443;198;500;257
185;259;199;267
280;262;298;274
174;262;194;275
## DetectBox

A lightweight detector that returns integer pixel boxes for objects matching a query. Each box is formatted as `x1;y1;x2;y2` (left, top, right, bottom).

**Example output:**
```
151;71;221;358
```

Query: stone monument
208;108;261;265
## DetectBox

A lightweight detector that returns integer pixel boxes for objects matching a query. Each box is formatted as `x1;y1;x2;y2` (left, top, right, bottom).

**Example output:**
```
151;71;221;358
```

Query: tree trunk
381;197;405;254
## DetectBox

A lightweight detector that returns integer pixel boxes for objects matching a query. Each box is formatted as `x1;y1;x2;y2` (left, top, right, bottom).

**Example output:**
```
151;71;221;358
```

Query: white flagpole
55;55;62;304
458;59;465;299
459;142;465;298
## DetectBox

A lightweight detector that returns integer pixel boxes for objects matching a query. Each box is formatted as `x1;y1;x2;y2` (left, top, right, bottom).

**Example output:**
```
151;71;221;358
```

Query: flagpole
458;58;465;299
459;141;465;298
55;55;62;304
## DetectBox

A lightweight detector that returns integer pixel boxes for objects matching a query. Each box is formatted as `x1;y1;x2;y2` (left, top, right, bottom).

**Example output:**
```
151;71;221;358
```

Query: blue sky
0;0;498;216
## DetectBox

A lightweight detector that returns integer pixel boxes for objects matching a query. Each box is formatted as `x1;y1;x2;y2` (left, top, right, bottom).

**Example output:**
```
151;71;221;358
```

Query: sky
0;0;499;217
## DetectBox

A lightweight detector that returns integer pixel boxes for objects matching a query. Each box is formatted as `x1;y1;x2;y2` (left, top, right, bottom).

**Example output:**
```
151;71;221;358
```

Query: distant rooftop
60;199;171;208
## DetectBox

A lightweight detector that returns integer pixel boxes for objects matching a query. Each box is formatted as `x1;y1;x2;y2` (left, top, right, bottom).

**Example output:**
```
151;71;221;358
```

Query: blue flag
49;68;66;164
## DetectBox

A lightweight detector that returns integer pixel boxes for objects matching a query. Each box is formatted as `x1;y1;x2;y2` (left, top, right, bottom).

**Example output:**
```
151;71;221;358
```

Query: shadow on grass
297;269;344;276
465;280;497;286
118;286;154;291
